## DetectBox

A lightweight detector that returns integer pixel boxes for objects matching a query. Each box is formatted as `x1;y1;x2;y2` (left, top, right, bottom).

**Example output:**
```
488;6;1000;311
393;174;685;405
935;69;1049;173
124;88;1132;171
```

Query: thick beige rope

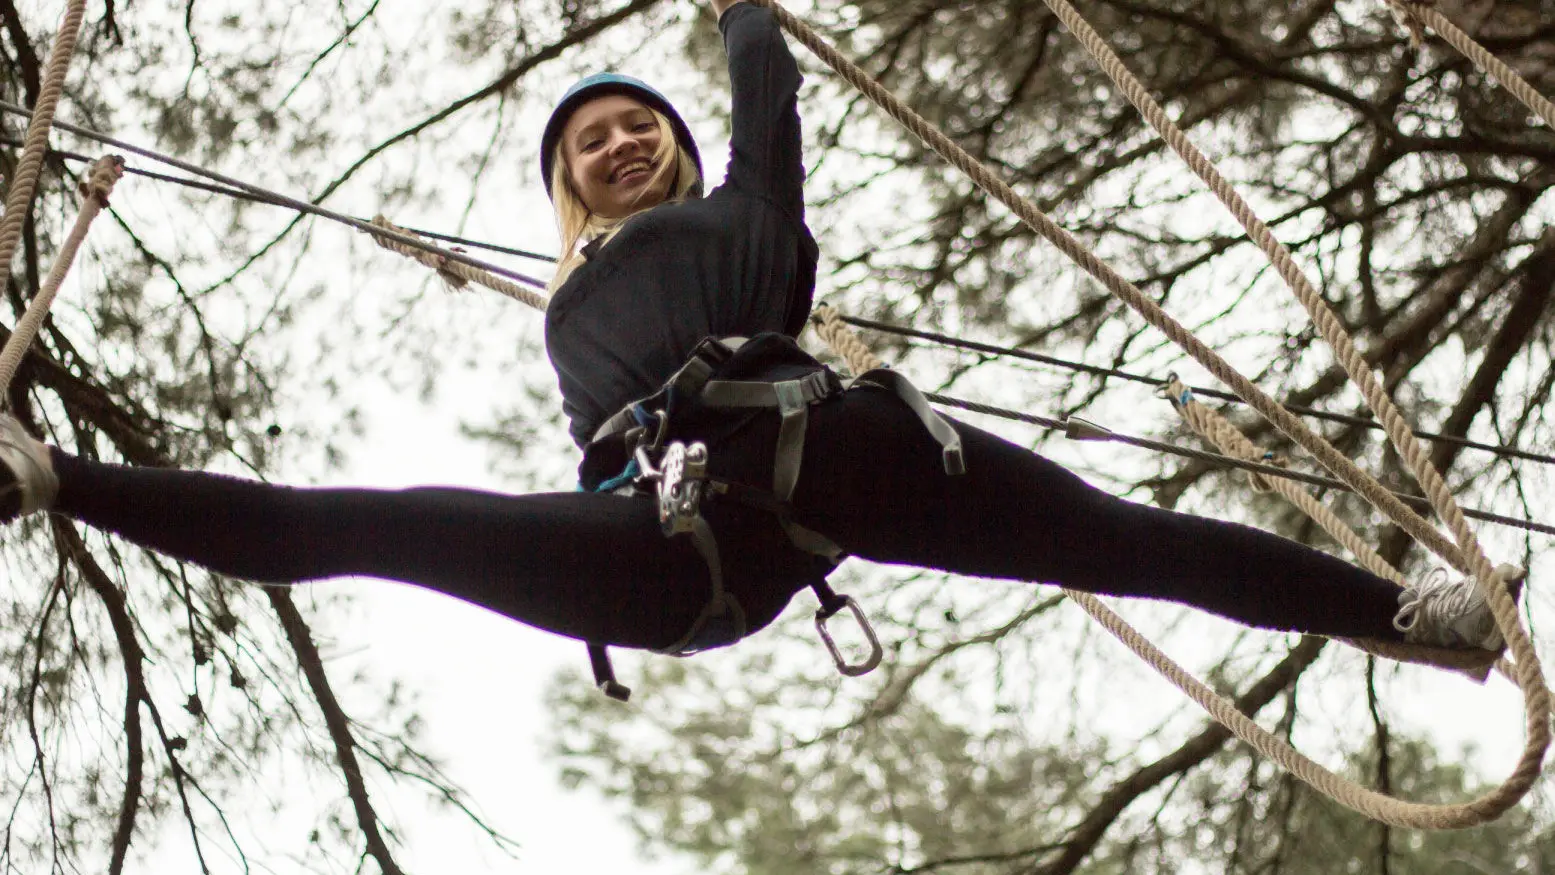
812;305;884;375
1383;0;1555;131
1164;377;1404;586
758;0;1548;826
0;155;123;392
1010;0;1548;815
1036;0;1501;574
1161;376;1516;679
1032;0;1552;753
0;0;89;321
769;0;1550;704
367;217;549;311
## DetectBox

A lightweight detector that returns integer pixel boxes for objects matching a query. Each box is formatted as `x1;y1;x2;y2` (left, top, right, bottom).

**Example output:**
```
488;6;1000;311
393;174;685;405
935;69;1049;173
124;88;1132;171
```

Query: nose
608;130;642;157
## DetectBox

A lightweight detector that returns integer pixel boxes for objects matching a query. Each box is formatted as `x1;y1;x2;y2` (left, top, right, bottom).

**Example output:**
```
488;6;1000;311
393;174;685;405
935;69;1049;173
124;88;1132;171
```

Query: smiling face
561;94;677;219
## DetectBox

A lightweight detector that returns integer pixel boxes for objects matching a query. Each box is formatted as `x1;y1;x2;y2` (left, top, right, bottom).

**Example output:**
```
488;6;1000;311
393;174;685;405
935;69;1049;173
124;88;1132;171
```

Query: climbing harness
580;333;960;700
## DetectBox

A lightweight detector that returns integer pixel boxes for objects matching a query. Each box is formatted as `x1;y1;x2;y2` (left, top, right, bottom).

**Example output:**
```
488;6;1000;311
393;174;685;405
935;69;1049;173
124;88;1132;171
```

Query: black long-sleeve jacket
544;4;819;448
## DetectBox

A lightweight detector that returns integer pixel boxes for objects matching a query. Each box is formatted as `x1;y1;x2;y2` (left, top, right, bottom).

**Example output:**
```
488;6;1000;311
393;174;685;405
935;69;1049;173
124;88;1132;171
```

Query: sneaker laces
1392;565;1525;652
1393;568;1463;635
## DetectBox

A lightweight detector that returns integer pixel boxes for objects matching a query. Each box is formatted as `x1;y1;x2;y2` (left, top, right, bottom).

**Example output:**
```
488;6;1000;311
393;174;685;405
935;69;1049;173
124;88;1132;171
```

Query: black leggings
50;387;1405;651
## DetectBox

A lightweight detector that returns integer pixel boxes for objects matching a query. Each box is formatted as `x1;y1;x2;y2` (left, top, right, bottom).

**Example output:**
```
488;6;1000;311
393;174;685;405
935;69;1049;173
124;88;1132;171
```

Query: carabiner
815;595;883;677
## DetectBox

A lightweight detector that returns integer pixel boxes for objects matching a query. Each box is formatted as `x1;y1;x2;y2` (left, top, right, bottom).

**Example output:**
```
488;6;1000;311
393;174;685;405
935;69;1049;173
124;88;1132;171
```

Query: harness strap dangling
587;643;631;701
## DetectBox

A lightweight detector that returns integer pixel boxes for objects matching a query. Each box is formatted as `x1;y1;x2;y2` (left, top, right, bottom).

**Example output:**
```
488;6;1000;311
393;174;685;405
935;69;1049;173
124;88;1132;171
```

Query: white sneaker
0;414;57;521
1394;564;1526;651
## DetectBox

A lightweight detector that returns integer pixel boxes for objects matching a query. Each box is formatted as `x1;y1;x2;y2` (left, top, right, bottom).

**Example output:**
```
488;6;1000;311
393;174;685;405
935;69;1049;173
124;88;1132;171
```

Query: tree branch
199;0;665;295
267;588;406;875
54;520;147;875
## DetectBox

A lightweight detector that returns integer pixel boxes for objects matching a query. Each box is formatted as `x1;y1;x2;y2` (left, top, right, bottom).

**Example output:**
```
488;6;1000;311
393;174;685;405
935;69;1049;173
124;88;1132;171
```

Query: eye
580;139;605;153
633;121;656;133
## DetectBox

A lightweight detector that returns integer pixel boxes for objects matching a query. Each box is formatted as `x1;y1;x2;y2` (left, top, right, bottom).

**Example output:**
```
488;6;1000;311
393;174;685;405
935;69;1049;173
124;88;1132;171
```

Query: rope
0;155;123;392
1162;376;1524;679
1007;0;1549;823
816;304;1536;824
0;128;561;265
811;305;885;375
762;2;1548;827
367;217;548;311
1039;0;1489;570
12;93;1550;465
1382;1;1555;132
923;378;1555;537
1165;378;1404;584
0;0;88;313
6;0;1537;828
26;108;1552;468
750;0;1468;574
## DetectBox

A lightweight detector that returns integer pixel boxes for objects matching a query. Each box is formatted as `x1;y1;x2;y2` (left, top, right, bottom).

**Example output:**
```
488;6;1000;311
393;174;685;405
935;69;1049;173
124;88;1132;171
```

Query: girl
0;0;1516;691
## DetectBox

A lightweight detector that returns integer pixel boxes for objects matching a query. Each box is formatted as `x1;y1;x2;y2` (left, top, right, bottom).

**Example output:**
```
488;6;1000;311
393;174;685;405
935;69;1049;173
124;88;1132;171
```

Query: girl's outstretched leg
37;442;817;650
783;389;1409;640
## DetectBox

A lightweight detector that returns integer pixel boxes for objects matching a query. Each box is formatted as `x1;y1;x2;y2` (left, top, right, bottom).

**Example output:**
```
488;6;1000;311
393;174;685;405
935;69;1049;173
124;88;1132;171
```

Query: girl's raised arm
717;1;806;221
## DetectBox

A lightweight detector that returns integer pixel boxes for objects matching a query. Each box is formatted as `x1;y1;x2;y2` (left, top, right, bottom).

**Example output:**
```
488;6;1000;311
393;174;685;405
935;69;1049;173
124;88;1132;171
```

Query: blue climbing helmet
540;73;704;202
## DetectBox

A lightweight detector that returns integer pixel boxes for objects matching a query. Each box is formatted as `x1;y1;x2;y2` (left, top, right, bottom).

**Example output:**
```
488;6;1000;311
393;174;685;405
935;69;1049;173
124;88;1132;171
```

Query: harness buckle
814;595;884;677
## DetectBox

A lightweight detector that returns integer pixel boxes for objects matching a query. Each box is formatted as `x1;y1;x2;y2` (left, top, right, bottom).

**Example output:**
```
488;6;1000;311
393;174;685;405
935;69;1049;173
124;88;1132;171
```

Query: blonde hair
549;107;702;291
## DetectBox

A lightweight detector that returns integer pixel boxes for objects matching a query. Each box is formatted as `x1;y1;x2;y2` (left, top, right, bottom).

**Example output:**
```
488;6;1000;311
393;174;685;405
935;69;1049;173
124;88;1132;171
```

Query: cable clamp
1156;372;1194;408
1064;417;1114;441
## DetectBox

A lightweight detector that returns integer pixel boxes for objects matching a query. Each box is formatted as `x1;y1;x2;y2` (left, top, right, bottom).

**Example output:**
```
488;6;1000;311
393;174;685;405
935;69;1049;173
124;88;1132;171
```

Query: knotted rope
367;217;548;312
0;155;123;392
1162;376;1525;679
811;305;884;375
0;0;89;367
1164;378;1404;586
758;0;1549;827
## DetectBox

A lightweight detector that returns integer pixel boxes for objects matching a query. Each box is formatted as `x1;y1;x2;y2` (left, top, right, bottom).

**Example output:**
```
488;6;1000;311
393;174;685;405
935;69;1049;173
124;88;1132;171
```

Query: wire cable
840;314;1555;468
924;391;1554;538
6;108;1551;485
0;101;554;289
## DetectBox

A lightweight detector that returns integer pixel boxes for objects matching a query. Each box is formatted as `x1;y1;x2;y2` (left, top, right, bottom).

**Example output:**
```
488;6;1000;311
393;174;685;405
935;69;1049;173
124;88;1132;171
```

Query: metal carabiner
631;409;673;485
815;595;883;677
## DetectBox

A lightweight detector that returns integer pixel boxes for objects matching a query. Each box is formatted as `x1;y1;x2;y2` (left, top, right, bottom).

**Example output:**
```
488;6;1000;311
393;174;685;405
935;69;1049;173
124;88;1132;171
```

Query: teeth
613;162;651;183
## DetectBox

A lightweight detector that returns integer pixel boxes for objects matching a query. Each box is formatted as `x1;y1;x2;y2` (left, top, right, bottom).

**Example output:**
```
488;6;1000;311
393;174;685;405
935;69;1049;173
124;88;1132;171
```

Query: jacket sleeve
719;3;806;221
